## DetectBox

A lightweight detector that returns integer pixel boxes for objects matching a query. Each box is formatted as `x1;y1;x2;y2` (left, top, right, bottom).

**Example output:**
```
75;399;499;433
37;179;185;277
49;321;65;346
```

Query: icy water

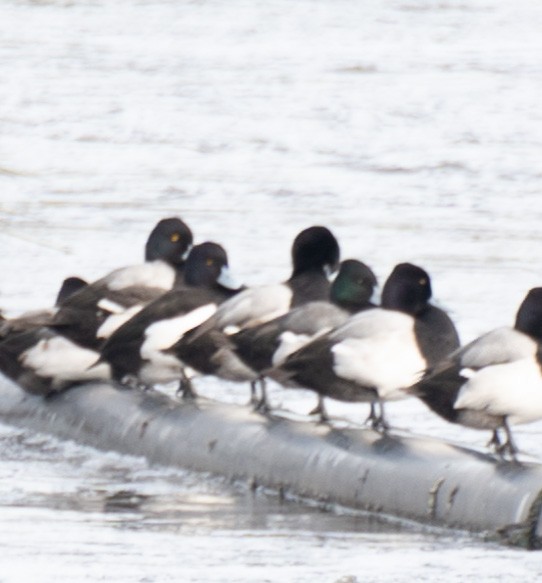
2;0;542;580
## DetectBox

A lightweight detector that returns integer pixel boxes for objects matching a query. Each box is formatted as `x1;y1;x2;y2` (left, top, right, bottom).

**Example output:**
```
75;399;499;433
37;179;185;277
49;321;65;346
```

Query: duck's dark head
55;276;89;306
381;262;432;316
291;226;340;277
331;259;378;312
184;242;242;291
515;287;542;341
144;217;193;267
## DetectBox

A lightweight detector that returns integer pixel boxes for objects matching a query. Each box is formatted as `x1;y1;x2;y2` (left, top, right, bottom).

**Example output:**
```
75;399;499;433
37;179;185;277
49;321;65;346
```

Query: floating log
1;375;542;549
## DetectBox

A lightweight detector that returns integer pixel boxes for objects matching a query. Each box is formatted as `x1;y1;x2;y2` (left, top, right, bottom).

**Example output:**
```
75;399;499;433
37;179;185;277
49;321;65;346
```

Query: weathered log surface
1;375;542;549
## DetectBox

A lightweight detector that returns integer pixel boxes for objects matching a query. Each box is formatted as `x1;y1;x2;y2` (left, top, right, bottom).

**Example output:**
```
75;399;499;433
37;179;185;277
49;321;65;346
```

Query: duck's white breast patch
330;310;425;400
454;358;542;425
137;304;218;384
97;305;144;339
20;336;110;382
97;298;126;315
272;329;331;367
141;303;218;357
224;325;241;336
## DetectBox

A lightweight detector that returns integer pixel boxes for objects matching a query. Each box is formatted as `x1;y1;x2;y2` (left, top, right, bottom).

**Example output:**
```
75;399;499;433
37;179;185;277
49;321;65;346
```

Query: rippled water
2;0;542;580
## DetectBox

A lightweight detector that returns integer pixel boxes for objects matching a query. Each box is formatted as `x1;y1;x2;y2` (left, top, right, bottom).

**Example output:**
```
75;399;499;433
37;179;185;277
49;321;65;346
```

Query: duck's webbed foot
495;419;520;463
249;379;260;406
366;401;389;433
308;396;330;423
176;369;197;400
252;377;271;414
486;429;502;452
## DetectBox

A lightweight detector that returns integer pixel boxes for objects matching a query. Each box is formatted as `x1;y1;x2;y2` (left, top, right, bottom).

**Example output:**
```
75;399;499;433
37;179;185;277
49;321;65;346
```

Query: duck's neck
288;269;330;308
172;263;186;288
515;310;542;342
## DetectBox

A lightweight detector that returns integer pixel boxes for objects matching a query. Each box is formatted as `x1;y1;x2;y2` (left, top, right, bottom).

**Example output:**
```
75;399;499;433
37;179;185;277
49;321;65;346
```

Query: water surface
2;0;542;580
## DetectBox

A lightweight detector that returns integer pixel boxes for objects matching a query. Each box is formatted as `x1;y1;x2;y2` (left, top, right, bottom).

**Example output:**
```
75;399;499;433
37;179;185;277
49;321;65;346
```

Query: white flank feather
137;304;218;384
106;260;176;291
97;305;144;339
97;298;126;315
459;368;476;379
330;310;425;400
272;329;332;367
212;284;293;330
224;325;241;335
454;358;542;425
273;332;311;367
141;303;218;359
20;337;110;383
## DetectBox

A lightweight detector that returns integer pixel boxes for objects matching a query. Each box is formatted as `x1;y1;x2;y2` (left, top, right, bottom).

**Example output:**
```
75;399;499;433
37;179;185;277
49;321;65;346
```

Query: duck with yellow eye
166;226;341;405
98;241;245;396
51;216;194;350
143;217;194;277
267;263;460;429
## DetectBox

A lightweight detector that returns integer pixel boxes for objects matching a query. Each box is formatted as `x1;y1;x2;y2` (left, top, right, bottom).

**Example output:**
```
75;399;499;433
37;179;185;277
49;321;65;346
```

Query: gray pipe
1;376;541;549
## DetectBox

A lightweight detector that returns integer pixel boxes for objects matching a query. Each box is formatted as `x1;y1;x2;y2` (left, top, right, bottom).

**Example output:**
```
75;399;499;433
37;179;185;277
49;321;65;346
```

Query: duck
52;216;194;349
409;287;542;460
55;276;89;305
98;242;243;395
267;262;460;428
0;276;88;339
0;326;110;396
185;226;340;339
166;226;341;402
226;259;378;410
